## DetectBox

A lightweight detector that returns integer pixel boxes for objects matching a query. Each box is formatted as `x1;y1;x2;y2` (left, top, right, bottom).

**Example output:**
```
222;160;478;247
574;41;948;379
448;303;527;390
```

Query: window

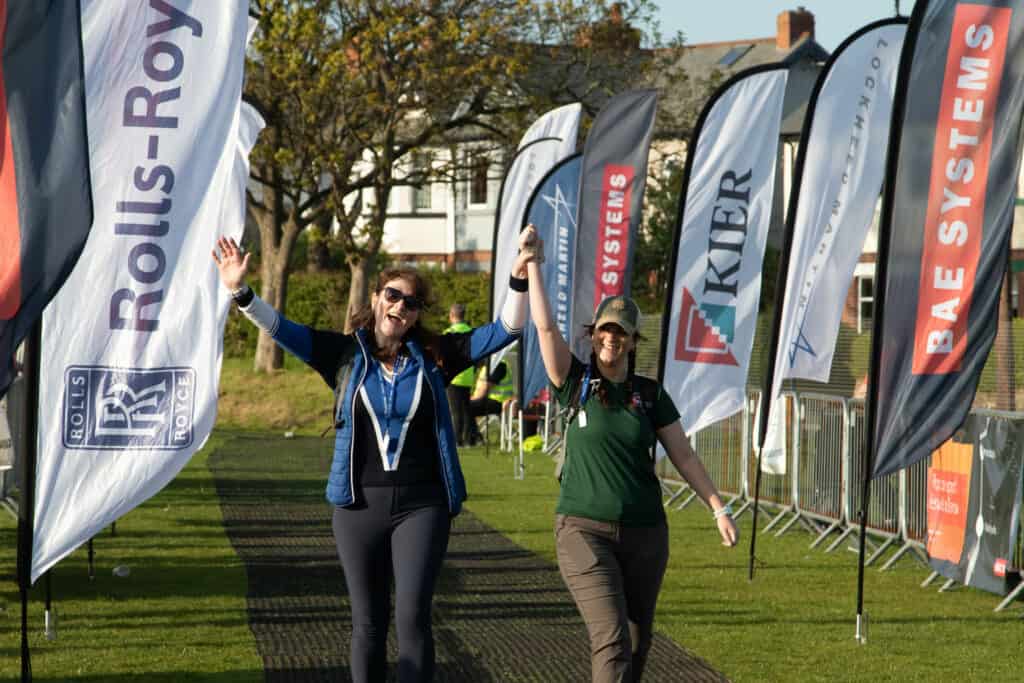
718;44;753;67
412;152;432;210
470;155;490;206
858;275;874;334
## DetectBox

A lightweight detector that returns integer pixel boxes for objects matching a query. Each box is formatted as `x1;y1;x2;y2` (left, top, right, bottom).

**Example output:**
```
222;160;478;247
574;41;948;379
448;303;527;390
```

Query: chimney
609;2;624;26
777;7;815;50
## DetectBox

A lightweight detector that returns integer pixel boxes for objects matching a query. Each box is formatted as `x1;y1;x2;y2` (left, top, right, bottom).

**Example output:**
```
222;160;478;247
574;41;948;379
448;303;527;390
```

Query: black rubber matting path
209;434;727;682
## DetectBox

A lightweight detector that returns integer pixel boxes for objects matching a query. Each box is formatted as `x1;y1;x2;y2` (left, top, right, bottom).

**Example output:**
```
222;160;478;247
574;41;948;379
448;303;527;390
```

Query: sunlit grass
0;437;261;682
458;447;1024;683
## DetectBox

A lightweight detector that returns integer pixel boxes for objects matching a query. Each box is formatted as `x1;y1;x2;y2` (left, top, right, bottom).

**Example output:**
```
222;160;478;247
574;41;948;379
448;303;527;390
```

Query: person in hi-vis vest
445;303;478;446
469;359;513;426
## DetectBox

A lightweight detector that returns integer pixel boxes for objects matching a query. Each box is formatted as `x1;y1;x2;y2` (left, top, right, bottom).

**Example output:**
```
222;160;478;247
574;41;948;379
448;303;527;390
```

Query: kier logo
993;558;1008;578
675;287;738;366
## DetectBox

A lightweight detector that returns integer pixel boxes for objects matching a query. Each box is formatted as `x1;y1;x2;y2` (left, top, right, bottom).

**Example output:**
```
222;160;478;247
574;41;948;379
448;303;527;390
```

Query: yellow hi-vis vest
444;321;476;387
483;362;514;402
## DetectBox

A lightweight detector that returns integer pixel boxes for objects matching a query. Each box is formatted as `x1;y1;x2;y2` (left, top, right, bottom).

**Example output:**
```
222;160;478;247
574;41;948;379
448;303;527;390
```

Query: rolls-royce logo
63;366;195;450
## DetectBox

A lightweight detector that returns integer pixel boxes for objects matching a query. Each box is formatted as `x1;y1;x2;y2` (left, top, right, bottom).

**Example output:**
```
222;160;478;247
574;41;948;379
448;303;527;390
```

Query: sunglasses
382;286;425;311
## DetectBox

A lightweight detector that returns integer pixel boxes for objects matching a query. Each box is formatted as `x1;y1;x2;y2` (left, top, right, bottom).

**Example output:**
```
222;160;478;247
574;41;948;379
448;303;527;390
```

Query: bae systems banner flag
490;104;580;370
661;66;788;437
871;0;1024;478
571;90;657;357
0;0;93;399
760;20;906;472
927;414;1024;595
31;1;258;581
521;153;582;406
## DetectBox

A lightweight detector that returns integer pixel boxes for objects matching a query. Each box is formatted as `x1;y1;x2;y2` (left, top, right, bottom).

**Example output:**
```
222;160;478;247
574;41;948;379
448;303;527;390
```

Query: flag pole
749;134;796;581
17;320;42;681
854;0;924;643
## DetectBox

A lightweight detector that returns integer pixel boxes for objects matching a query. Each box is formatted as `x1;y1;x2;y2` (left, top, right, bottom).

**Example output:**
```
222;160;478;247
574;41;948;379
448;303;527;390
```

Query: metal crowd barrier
881;456;930;571
844;400;903;564
665;393;950;566
746;392;795;533
795;394;847;548
0;372;25;517
669;408;747;513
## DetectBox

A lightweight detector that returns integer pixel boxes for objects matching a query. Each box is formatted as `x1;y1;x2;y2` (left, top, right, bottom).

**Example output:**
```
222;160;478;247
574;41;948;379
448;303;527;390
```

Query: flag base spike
855;613;868;644
44;608;57;641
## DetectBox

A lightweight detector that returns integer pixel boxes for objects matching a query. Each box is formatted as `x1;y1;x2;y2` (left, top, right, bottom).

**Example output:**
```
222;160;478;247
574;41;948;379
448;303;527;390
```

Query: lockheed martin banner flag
870;0;1024;479
490;103;580;369
661;66;788;437
760;20;906;472
31;1;257;581
521;153;582;406
0;0;92;399
571;90;657;357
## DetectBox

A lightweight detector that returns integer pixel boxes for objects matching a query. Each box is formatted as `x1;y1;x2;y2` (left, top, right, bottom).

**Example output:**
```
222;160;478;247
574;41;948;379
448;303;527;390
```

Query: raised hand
212;236;250;291
513;224;544;277
519;224;538;251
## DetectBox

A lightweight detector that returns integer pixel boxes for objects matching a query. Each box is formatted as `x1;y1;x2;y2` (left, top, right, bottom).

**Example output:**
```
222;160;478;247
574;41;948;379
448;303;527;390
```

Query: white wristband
713;504;733;519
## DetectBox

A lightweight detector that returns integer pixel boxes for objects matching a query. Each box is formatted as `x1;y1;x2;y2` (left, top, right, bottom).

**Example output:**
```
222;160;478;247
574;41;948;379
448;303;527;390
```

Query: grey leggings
332;488;451;683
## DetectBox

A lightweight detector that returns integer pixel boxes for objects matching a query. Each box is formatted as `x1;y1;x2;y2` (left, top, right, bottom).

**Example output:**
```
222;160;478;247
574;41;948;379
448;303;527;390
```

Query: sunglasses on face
382;286;425;312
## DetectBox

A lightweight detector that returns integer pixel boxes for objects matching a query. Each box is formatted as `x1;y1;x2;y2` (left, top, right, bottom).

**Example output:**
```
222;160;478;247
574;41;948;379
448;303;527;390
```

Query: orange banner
926;439;974;562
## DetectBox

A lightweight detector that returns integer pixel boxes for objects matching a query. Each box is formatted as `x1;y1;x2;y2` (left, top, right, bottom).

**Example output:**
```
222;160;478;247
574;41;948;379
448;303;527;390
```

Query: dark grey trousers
332;488;451;683
555;514;670;683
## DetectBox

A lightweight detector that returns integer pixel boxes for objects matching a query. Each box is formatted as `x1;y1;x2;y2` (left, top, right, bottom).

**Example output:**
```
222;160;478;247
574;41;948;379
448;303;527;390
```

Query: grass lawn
458;448;1024;682
0;435;261;682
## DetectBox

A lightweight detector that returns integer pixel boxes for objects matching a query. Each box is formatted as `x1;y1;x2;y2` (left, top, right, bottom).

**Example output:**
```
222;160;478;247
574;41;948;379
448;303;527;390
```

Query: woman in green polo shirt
521;225;738;683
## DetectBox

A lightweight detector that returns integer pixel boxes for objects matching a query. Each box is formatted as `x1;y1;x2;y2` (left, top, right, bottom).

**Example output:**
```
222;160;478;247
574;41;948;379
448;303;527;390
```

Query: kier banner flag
570;90;657;358
0;0;93;399
490;103;580;369
870;0;1024;479
31;1;258;582
660;66;788;437
759;20;906;473
520;153;582;406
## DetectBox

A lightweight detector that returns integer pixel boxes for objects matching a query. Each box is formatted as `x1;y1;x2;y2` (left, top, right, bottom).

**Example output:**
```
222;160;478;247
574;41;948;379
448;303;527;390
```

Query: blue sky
653;1;906;51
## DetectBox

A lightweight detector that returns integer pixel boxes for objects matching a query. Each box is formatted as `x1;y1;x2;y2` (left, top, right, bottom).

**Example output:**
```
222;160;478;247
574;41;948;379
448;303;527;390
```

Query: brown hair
349;268;442;363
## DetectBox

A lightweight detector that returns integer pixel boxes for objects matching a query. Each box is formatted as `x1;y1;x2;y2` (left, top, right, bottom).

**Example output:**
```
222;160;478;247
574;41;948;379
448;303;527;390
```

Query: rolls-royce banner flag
870;0;1024;479
570;89;657;358
660;66;788;437
0;0;92;399
760;20;906;473
520;153;582;406
490;103;580;370
31;1;258;582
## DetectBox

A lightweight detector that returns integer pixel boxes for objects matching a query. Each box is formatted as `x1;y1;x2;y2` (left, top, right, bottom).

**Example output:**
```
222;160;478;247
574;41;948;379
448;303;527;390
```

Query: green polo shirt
553;356;679;527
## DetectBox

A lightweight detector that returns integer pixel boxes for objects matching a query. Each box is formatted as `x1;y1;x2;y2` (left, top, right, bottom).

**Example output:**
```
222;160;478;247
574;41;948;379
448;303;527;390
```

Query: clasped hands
512;224;545;278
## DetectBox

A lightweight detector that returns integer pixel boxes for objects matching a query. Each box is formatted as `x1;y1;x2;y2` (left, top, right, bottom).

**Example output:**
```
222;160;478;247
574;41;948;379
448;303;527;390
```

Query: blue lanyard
376;355;407;422
579;362;595;405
